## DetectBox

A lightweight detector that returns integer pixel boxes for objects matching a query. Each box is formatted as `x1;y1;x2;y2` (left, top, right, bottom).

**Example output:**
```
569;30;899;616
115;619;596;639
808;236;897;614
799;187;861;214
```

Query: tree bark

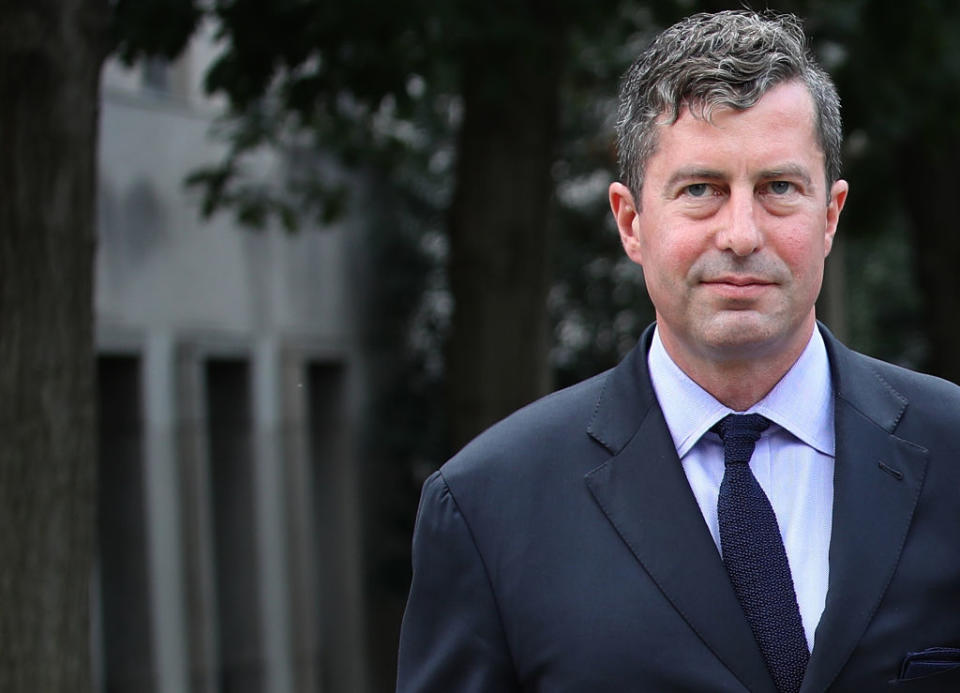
445;24;563;452
0;1;107;690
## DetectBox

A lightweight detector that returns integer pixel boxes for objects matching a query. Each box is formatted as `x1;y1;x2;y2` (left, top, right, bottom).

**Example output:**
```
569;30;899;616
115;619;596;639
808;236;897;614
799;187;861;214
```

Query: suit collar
585;323;929;693
820;323;907;433
586;324;659;455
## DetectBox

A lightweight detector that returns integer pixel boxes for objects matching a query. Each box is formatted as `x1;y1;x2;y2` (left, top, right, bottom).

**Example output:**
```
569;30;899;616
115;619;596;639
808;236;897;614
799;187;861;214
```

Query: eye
767;181;794;195
685;183;711;197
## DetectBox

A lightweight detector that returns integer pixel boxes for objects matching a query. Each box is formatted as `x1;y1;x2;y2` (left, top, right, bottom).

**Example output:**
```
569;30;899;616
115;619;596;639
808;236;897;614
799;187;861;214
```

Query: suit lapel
801;330;930;692
584;328;778;693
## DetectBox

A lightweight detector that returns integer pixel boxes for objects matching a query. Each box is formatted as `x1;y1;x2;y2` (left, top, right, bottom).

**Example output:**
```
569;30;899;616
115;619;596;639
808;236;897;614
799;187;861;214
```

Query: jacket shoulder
439;370;612;487
841;347;960;435
854;350;960;406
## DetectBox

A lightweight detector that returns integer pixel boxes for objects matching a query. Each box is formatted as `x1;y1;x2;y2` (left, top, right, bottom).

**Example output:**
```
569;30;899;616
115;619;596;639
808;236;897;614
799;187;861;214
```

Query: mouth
700;276;776;300
702;275;775;287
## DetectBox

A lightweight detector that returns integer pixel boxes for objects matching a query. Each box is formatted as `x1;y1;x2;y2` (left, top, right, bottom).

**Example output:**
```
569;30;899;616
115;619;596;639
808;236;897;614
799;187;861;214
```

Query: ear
823;179;848;257
609;182;644;265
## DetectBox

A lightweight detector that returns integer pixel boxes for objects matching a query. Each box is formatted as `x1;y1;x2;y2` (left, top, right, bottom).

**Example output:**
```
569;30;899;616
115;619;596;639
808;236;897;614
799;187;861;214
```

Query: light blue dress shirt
647;326;835;652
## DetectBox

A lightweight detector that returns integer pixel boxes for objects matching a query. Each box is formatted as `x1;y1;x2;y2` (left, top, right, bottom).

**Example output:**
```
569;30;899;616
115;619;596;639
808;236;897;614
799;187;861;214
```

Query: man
397;10;960;692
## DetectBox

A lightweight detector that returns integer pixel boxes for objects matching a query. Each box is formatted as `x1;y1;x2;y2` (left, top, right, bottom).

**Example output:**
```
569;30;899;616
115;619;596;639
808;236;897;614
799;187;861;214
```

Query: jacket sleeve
396;470;519;692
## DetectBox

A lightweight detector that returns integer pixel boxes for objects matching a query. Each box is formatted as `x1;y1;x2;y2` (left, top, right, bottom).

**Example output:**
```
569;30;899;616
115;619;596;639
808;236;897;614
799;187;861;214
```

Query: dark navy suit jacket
397;325;960;691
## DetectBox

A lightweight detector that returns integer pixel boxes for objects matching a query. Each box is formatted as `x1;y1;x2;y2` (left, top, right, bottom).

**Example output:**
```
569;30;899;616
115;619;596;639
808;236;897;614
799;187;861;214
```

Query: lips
702;275;775;287
700;276;776;301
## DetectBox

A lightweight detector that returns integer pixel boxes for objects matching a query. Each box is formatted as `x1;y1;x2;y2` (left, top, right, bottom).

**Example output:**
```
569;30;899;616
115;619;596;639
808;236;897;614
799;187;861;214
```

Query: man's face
610;80;847;369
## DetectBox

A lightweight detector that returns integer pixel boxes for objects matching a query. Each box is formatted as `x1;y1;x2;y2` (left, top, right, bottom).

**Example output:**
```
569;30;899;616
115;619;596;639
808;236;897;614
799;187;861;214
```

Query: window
205;358;263;693
97;355;154;693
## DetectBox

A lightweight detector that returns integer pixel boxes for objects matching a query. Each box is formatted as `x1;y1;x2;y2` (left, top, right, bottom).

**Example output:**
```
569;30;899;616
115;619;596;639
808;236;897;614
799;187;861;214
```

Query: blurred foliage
822;0;960;376
112;0;203;63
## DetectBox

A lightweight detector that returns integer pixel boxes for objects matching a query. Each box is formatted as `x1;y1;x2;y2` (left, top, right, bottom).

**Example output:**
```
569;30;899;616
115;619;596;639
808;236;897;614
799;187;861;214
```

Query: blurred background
3;0;960;691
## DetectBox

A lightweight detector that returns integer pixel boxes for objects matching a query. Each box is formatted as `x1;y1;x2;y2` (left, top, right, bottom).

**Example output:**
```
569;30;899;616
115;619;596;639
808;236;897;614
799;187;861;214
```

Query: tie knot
713;413;770;465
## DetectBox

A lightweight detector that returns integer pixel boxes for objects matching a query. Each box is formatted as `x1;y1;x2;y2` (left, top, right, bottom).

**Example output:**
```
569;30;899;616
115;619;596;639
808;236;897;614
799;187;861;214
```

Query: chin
698;316;788;357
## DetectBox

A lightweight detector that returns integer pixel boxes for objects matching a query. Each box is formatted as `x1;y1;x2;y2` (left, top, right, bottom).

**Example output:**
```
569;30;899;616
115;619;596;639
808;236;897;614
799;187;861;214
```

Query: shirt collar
647;325;835;459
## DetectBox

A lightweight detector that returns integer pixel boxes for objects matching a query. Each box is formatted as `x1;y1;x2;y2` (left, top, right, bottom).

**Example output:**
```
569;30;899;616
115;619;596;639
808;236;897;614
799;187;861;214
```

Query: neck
658;322;815;412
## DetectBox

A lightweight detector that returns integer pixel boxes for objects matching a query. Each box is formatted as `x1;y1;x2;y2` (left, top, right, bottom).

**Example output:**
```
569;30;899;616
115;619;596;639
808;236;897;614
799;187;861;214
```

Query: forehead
648;81;823;179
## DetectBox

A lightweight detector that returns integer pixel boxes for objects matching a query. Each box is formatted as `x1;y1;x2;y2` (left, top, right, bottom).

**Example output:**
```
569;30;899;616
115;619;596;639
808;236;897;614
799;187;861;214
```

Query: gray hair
615;10;842;197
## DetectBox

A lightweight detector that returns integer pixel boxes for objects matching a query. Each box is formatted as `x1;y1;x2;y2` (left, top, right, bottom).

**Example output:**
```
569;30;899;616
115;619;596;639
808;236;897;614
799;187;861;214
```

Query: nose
717;190;762;256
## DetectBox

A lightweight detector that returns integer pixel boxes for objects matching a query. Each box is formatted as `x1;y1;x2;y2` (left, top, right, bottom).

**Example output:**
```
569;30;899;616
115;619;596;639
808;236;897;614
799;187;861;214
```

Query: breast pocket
889;647;960;689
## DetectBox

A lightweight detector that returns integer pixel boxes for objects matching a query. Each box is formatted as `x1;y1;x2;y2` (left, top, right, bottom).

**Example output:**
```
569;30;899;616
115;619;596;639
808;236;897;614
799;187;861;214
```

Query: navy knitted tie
714;414;809;693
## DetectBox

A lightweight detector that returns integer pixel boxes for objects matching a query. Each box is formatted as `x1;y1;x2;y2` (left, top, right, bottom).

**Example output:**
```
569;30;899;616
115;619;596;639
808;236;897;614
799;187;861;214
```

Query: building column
144;331;189;693
253;338;294;693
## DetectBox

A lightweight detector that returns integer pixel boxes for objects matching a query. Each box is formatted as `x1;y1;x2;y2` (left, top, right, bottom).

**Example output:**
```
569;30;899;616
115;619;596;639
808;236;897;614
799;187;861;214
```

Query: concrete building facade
94;27;370;693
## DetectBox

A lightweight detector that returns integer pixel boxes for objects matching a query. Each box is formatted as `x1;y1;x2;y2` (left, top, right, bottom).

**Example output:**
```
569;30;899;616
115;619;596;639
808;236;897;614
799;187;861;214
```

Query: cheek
655;239;705;282
774;223;828;276
779;248;826;303
639;224;703;275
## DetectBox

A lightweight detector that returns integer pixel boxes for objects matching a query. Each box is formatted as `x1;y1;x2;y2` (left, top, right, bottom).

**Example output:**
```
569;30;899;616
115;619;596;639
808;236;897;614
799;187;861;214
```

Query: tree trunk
0;1;107;690
445;25;563;452
900;139;960;384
